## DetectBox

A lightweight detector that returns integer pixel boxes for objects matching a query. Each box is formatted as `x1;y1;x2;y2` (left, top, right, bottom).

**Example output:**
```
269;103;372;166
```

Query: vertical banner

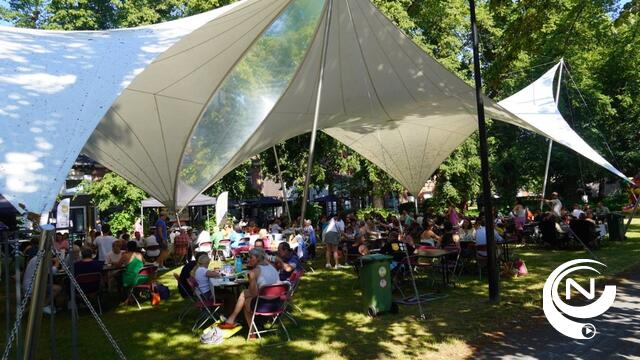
56;198;71;229
215;191;229;228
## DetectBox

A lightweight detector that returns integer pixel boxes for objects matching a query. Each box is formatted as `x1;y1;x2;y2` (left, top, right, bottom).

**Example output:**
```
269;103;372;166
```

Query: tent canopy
498;62;627;181
141;193;216;208
0;0;624;214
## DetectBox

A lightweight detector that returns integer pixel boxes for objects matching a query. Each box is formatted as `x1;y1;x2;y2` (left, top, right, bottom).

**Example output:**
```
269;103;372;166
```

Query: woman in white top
219;248;278;329
105;240;123;266
193;254;221;299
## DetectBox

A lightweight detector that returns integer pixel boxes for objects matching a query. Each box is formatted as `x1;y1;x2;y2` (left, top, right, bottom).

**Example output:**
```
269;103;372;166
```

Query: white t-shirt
95;235;117;262
106;251;122;265
194;266;211;294
269;223;283;234
475;226;503;256
572;209;585;219
23;256;57;293
144;235;160;257
550;199;562;217
325;218;345;234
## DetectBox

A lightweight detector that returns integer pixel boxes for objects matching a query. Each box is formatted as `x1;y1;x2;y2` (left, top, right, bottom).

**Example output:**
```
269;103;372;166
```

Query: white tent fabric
0;0;622;214
0;2;243;215
498;63;627;181
141;193;216;208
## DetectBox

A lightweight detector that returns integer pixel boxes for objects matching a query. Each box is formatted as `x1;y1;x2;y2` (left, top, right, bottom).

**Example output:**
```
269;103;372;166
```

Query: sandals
218;322;239;330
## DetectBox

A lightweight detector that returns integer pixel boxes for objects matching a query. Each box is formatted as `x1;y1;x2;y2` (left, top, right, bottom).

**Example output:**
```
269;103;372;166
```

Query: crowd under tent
0;0;627;218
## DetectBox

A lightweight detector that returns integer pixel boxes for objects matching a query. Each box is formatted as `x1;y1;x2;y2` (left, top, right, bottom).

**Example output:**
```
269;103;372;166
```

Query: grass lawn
3;219;639;359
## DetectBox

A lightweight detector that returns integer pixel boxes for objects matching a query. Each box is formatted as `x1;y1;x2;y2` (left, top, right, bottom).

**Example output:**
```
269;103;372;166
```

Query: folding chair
391;255;417;298
173;272;196;322
214;239;230;260
442;245;461;286
186;277;223;334
247;282;291;345
283;270;304;325
128;265;157;309
74;272;103;316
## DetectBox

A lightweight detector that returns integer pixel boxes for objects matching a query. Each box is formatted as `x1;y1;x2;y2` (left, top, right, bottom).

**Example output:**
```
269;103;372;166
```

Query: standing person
155;212;170;271
323;213;344;269
304;219;317;258
95;224;116;262
543;192;563;217
134;217;144;237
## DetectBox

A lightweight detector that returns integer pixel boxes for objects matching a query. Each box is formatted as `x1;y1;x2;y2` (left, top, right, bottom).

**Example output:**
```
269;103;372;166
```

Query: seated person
177;252;205;298
381;231;414;269
194;254;222;300
440;221;458;249
105;240;123;267
229;225;246;249
23;255;61;314
474;217;503;257
253;239;264;249
275;242;300;281
219;248;279;330
348;234;368;256
420;221;441;247
119;241;146;290
133;231;145;248
74;247;103;275
570;213;598;248
143;234;161;261
257;228;271;249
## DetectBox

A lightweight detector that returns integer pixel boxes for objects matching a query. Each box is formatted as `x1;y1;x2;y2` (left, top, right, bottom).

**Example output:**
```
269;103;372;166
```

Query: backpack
156;283;170;300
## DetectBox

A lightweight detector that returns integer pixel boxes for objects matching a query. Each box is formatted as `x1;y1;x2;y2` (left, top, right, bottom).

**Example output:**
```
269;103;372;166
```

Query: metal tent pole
14;237;22;360
2;229;10;346
23;226;53;360
68;234;77;360
469;0;499;302
273;146;292;223
540;60;563;210
300;0;333;228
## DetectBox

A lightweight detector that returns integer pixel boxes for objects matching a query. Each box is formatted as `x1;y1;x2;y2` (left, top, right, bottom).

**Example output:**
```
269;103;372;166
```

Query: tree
79;172;147;232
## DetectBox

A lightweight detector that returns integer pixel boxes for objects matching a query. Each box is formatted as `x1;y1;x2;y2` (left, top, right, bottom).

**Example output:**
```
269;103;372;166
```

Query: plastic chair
186;277;223;334
248;282;291;345
128;265;157;309
74;272;103;315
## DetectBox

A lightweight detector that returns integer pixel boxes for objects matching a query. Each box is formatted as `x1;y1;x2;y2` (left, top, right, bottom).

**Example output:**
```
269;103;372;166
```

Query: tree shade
0;0;623;215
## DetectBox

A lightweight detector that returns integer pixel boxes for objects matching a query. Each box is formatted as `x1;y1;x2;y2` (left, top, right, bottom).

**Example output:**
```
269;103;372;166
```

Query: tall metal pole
300;0;333;228
2;227;10;346
540;60;563;210
469;0;499;302
272;146;292;223
24;225;53;360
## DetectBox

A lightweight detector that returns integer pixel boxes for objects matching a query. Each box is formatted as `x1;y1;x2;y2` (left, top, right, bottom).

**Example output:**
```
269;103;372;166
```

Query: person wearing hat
543;192;563;217
194;254;222;300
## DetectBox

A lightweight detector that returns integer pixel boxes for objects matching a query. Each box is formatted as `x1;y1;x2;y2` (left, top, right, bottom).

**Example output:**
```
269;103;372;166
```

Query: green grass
3;219;640;359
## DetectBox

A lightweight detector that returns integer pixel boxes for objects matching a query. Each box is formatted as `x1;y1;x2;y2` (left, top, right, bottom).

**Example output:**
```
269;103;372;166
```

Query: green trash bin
607;212;626;241
358;254;393;316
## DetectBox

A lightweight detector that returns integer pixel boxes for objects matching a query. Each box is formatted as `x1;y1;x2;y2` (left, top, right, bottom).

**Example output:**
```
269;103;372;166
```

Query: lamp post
469;0;499;302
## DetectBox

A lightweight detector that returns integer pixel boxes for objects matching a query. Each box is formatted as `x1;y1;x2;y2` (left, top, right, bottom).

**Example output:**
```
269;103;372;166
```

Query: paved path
473;272;640;359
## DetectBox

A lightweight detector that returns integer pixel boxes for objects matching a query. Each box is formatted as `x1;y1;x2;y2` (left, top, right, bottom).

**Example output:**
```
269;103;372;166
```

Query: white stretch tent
141;193;216;208
499;63;627;181
0;0;625;214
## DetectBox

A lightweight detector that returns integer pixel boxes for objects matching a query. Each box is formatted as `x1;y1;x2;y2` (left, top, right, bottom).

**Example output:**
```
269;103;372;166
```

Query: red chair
129;265;157;309
186;277;223;334
74;272;103;315
283;270;304;325
248;283;291;344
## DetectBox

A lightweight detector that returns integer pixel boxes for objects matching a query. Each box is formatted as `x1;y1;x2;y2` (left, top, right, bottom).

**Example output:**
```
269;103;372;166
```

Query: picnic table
417;248;457;286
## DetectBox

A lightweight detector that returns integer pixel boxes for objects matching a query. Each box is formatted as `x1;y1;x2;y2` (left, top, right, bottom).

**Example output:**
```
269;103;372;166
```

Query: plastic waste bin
607;212;626;241
358;254;393;316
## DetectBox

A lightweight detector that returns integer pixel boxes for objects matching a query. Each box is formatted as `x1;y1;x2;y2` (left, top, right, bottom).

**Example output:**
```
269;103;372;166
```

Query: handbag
151;290;161;305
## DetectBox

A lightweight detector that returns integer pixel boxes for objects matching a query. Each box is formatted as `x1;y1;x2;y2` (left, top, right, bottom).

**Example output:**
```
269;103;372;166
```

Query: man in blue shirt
228;224;245;249
276;242;300;281
155;212;169;270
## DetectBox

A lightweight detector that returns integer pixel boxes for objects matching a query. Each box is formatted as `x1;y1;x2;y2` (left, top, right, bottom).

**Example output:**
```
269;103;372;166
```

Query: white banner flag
56;198;71;228
215;191;229;228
